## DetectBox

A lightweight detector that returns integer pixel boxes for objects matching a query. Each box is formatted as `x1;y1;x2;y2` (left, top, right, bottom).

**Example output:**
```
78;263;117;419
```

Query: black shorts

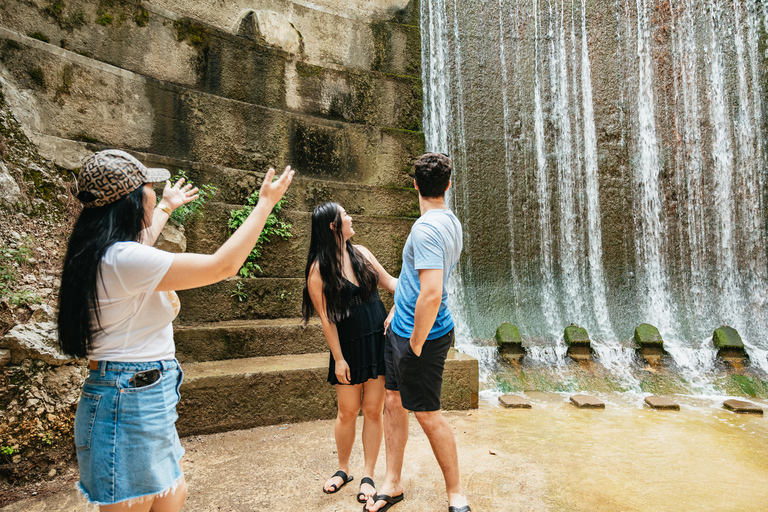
384;327;454;412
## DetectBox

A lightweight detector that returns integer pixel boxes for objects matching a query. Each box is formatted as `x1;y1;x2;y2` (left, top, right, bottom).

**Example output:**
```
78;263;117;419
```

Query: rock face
155;223;187;253
242;10;303;54
0;305;74;366
0;160;23;208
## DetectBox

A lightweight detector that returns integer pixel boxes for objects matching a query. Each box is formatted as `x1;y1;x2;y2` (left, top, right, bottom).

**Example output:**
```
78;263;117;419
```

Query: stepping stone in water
499;395;531;409
644;396;680;410
723;399;763;414
570;394;605;409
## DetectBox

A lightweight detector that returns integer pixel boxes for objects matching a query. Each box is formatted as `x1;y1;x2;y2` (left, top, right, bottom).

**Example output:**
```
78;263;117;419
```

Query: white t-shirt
88;241;178;362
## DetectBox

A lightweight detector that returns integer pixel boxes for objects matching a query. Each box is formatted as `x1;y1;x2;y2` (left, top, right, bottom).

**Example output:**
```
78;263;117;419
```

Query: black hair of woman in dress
301;201;398;503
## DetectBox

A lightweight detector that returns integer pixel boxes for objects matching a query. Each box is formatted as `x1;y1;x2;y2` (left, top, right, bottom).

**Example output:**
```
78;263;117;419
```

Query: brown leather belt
89;360;99;370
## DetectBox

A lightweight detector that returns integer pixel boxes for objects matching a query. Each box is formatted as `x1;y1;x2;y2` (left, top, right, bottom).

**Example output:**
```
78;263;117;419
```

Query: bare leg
324;383;362;492
414;410;468;509
366;389;408;511
99;475;188;512
359;377;386;501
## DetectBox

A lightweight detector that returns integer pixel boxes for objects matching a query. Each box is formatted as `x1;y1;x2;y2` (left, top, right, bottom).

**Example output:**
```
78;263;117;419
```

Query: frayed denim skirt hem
74;359;185;505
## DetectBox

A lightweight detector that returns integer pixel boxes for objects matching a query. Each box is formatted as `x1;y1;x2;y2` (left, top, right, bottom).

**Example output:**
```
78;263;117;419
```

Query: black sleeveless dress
328;279;387;385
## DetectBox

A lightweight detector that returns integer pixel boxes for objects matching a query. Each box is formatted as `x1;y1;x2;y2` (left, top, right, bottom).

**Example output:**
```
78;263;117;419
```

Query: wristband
156;203;173;216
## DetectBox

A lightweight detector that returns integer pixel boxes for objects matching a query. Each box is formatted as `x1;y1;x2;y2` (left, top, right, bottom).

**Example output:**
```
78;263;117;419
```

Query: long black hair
57;186;148;358
301;202;378;324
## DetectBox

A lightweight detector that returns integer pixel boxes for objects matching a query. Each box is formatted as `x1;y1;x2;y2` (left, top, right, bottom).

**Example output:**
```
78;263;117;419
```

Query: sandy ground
3;392;768;512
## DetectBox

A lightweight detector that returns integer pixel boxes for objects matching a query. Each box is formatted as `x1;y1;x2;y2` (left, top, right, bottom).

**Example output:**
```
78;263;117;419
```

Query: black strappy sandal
356;477;376;503
323;470;353;494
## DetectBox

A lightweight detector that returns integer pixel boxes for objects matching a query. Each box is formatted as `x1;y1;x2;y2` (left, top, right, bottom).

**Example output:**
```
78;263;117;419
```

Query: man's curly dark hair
414;152;452;198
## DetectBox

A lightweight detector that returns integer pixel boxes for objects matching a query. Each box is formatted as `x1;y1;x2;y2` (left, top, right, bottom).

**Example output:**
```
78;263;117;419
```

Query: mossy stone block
712;326;744;349
634;323;663;346
563;325;590;346
495;323;521;347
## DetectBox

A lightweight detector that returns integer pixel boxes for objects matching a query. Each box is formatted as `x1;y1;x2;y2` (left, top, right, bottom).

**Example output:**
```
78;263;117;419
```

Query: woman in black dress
302;202;397;504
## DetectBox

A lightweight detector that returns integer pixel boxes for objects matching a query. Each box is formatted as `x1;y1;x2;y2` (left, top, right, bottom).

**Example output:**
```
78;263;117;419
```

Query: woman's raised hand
161;178;199;210
258;166;294;208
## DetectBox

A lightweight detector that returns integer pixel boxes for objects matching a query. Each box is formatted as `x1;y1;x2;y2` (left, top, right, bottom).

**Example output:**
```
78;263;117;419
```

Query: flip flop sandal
363;492;404;512
323;470;353;494
448;506;471;512
356;477;376;503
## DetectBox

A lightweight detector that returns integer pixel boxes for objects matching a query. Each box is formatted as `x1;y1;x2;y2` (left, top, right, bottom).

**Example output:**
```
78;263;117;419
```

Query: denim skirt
74;359;185;505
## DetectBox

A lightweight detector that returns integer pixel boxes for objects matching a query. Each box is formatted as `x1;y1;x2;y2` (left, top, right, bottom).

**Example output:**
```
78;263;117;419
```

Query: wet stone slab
723;399;764;414
644;396;680;410
499;395;532;409
570;394;605;409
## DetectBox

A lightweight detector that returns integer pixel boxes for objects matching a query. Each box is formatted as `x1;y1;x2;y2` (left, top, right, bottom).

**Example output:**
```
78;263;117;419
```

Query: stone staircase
0;0;478;436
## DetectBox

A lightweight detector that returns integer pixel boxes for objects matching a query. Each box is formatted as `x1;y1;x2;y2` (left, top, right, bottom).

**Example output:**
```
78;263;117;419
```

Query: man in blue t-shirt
366;153;470;512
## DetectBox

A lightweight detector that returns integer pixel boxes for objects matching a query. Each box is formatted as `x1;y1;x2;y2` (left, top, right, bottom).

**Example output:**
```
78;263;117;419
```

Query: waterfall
533;0;561;344
420;0;768;384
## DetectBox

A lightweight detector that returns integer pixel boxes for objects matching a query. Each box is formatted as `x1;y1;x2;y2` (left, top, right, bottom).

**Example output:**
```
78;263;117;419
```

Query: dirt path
3;393;768;511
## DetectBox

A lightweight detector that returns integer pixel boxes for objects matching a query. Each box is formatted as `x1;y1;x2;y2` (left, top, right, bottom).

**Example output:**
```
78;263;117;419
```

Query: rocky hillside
0;84;85;499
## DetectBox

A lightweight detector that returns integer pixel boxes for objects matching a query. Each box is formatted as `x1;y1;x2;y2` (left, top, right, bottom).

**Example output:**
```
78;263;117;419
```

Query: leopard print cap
78;149;171;208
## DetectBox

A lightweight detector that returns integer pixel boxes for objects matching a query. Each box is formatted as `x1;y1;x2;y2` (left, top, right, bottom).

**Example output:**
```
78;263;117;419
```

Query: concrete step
176;277;394;324
185;206;414;278
132;151;419;216
176;277;304;323
0;0;420;78
0;29;424;186
0;5;422;130
176;351;479;436
173;318;327;363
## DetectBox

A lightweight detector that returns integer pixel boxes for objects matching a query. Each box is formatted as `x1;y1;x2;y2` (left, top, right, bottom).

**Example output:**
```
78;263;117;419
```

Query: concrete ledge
723;399;763;415
184;206;414;279
570;394;605;409
177;278;305;323
644;396;679;410
174;318;327;363
499;395;531;409
0;32;424;186
177;351;480;435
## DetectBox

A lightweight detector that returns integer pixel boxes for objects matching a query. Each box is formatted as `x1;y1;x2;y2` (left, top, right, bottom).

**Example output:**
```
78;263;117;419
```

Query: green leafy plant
0;240;42;306
230;281;247;302
227;190;292;277
42;432;53;445
8;290;42;307
1;446;18;456
160;170;217;227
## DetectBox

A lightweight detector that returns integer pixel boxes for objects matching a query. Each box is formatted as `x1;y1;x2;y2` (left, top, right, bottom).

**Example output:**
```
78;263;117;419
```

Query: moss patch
174;19;210;48
28;32;50;43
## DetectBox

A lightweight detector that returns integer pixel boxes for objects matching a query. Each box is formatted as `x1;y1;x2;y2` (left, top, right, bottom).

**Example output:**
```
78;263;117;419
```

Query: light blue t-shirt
391;208;463;340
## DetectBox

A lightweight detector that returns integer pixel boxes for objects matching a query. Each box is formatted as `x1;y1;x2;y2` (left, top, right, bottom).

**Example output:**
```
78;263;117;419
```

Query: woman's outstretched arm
155;166;294;291
355;245;398;294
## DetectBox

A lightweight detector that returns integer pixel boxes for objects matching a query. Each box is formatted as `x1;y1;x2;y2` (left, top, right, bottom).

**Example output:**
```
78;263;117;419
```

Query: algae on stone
712;326;744;349
634;323;663;346
495;322;522;347
563;324;590;345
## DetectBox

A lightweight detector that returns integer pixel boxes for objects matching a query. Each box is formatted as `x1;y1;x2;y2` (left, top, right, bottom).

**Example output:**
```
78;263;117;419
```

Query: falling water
533;0;561;345
550;1;585;324
420;0;768;386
